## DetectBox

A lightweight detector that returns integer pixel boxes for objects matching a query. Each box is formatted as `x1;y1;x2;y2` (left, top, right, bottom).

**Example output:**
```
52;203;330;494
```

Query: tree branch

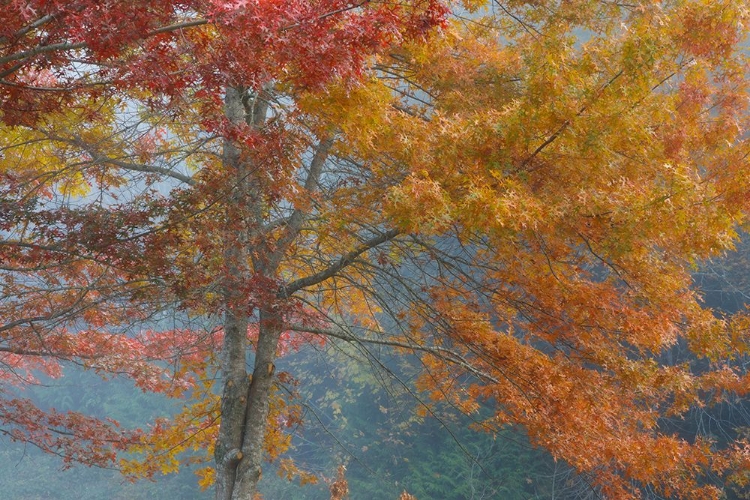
44;132;196;186
281;1;372;32
268;137;333;267
0;18;208;69
519;69;624;170
287;323;500;385
280;229;401;297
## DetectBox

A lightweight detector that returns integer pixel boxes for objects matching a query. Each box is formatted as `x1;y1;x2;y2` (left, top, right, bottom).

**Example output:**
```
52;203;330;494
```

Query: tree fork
214;312;252;500
227;308;283;500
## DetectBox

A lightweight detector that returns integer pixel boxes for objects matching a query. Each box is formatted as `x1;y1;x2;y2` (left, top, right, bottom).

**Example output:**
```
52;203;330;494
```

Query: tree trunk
214;84;279;499
225;309;282;500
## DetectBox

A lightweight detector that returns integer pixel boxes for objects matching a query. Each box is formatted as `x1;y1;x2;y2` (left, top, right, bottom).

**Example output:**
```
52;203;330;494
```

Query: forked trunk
214;85;280;499
217;310;282;500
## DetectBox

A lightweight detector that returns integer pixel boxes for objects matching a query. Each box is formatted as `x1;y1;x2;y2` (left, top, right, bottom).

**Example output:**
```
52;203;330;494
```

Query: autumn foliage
0;0;749;499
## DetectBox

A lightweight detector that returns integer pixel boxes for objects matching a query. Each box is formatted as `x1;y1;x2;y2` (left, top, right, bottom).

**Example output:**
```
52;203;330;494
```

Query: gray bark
227;309;282;500
214;85;255;500
214;85;280;500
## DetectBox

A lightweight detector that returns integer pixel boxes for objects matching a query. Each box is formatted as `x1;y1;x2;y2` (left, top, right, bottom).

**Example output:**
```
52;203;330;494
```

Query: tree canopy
0;1;748;499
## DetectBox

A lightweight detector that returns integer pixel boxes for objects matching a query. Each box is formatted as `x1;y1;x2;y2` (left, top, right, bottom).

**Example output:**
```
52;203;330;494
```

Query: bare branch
43;131;196;186
281;229;401;296
288;322;500;385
